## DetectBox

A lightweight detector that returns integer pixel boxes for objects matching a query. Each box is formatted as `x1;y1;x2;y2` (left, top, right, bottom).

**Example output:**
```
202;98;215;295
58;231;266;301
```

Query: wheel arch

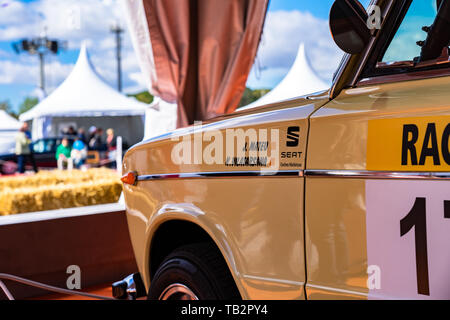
147;217;245;299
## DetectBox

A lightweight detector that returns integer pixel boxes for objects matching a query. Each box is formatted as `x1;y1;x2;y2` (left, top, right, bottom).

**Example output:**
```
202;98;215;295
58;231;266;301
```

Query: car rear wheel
148;242;240;300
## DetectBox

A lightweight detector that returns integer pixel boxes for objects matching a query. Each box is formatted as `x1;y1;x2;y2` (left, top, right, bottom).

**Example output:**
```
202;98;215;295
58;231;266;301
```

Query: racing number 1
400;198;450;296
400;198;429;296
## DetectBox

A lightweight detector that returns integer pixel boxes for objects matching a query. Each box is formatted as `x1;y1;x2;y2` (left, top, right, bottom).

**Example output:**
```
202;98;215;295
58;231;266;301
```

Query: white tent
0;110;21;154
240;43;329;110
20;42;148;145
0;110;20;132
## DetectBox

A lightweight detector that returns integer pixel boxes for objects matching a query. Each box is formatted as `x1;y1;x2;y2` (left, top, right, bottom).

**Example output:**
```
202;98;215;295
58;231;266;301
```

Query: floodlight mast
39;52;45;94
12;32;66;96
110;23;124;92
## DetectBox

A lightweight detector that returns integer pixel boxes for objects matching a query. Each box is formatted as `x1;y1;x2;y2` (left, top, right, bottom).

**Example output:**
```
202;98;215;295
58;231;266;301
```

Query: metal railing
0;273;115;300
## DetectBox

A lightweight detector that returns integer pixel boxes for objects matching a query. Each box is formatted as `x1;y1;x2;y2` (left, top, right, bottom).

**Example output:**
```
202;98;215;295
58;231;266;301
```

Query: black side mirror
329;0;372;54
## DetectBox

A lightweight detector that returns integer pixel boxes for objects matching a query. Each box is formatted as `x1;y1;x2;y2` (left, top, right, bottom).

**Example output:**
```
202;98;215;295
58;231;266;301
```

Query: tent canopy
20;43;148;122
241;43;329;110
0;110;20;154
0;110;20;131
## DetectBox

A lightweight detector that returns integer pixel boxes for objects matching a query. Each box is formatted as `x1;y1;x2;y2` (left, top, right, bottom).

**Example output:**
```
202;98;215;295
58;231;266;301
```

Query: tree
0;100;17;119
238;87;270;107
18;97;39;116
127;91;154;104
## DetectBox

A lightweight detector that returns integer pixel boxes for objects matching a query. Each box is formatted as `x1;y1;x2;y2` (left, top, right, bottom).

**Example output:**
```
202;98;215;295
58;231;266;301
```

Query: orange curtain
141;0;268;127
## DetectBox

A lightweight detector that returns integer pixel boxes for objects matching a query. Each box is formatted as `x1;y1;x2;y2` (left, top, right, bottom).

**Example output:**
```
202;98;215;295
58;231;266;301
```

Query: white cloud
44;58;75;91
0;60;31;84
0;58;72;88
0;0;122;41
247;10;344;89
0;1;36;27
125;71;148;93
0;0;146;95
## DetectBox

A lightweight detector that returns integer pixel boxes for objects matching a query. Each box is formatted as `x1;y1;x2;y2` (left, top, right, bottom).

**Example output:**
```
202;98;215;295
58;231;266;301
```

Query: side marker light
121;171;138;185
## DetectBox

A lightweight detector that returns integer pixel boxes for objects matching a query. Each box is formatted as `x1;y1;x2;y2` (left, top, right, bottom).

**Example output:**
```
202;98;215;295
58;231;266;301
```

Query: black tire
148;242;241;300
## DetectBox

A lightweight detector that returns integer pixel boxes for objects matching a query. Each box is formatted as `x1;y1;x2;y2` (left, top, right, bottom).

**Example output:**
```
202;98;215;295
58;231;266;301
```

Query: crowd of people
63;126;110;150
14;124;119;173
56;126;118;170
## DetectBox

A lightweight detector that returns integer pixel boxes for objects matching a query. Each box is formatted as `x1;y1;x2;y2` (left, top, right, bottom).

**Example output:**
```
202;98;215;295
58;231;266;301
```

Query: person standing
15;123;38;174
87;126;97;148
89;127;105;150
66;126;77;137
106;128;117;168
106;129;117;152
77;127;87;144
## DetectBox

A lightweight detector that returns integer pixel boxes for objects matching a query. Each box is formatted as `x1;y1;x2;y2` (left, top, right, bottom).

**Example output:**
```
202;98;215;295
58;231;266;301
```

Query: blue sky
383;0;437;62
269;0;335;17
0;0;347;113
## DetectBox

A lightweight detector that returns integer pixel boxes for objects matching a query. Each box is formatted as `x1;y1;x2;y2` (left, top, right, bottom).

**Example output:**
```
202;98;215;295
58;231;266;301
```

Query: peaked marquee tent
0;110;21;154
20;43;148;145
240;43;330;110
0;110;20;132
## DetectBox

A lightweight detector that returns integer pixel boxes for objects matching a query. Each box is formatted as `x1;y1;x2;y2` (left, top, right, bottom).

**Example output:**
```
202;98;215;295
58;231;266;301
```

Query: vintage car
118;0;450;300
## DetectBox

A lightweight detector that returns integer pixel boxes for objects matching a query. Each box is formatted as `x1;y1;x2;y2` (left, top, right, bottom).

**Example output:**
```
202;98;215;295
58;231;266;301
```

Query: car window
381;1;441;64
32;140;45;153
359;0;450;82
33;139;56;153
45;139;56;152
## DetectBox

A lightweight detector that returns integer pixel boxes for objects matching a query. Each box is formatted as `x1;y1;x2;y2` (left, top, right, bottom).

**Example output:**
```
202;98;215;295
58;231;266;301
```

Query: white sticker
366;180;450;299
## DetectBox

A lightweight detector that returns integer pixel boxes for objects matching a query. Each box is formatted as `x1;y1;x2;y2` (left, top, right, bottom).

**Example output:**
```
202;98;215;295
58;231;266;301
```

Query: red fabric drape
142;0;268;127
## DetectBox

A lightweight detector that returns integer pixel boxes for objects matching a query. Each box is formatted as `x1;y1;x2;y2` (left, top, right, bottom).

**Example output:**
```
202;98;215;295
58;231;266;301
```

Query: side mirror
329;0;372;54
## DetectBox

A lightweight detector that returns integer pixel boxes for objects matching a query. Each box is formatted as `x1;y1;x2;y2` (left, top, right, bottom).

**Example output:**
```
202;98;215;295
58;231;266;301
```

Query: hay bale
0;169;122;215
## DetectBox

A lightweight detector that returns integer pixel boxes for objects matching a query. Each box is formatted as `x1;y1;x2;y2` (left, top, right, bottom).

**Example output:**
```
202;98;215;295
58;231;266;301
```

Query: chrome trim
306;284;367;297
135;170;450;181
159;283;199;300
137;170;303;181
330;53;351;99
305;170;450;180
243;275;305;287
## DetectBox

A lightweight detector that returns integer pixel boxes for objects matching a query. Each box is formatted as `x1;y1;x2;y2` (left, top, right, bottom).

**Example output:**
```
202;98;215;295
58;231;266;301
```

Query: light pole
12;35;66;96
110;23;124;92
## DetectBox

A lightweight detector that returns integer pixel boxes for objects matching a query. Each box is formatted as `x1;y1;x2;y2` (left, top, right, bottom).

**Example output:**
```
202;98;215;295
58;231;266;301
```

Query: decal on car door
367;116;450;171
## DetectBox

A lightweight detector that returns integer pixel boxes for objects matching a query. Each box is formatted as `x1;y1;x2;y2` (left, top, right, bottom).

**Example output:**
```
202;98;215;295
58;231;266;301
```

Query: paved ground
29;284;113;300
29;284;148;300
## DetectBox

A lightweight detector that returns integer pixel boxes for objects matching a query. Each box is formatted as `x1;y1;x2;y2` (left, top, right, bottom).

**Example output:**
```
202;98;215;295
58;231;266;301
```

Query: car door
305;0;450;299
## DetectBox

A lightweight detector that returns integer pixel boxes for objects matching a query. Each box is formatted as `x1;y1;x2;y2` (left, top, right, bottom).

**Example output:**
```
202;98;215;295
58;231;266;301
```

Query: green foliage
18;97;39;116
128;91;154;104
0;100;17;119
238;87;270;108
